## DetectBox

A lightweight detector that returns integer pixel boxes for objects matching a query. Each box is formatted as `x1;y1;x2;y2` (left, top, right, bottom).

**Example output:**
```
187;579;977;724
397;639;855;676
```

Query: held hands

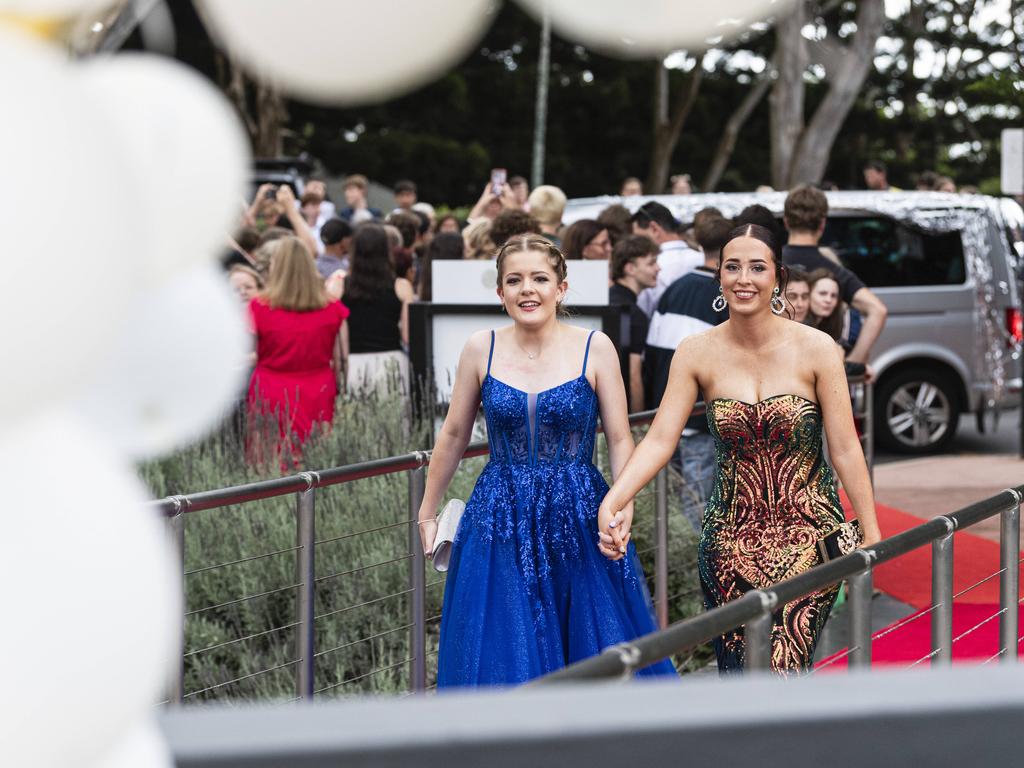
597;497;634;561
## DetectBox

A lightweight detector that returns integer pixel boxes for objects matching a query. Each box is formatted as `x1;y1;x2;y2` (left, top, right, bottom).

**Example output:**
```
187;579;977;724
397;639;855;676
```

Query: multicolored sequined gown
437;331;675;686
700;394;845;673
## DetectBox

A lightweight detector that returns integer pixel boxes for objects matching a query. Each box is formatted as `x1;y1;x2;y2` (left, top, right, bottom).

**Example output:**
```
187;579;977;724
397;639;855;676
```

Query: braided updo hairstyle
495;234;569;315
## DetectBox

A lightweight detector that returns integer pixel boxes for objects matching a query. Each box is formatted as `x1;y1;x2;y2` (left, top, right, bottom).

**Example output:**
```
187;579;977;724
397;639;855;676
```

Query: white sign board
432;260;610;306
429;261;609;400
1003;128;1023;195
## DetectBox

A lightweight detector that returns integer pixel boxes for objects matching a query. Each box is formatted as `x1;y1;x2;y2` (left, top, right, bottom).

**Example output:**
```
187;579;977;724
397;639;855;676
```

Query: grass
140;391;710;704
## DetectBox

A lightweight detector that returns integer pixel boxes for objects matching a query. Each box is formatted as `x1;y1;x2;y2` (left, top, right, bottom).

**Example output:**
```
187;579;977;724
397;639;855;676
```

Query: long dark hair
807;268;845;341
346;223;396;302
418;232;464;302
562;219;605;260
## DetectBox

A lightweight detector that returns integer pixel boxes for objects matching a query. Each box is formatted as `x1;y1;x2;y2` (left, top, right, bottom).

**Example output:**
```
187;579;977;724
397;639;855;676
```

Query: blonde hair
228;264;264;288
463;218;495;260
260;236;330;311
527;185;567;227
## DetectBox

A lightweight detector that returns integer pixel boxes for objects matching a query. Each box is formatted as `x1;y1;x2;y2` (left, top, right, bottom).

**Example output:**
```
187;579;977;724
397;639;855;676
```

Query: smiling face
582;228;612;260
785;279;810;322
809;276;840;318
718;235;778;316
496;248;567;326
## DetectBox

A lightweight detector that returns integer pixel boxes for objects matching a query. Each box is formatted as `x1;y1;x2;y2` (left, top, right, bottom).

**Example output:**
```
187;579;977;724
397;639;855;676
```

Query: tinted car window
821;216;966;288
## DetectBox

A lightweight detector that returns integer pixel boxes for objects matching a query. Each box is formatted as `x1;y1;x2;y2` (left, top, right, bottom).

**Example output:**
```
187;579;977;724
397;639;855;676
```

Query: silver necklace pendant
527;352;535;359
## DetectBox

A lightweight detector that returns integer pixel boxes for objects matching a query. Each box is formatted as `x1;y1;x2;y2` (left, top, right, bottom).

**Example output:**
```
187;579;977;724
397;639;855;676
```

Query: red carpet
814;496;1022;668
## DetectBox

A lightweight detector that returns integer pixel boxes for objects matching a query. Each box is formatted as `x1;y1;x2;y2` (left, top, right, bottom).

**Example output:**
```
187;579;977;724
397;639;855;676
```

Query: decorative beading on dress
700;394;845;673
437;330;676;686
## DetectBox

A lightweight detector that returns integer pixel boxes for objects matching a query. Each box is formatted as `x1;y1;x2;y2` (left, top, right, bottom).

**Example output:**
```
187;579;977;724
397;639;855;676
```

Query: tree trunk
789;0;886;184
217;52;287;158
769;1;808;189
254;81;287;157
646;58;704;194
702;73;772;192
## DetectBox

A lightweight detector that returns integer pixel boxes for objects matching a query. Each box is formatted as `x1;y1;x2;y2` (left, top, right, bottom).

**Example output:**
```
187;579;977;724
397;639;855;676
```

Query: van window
820;216;966;288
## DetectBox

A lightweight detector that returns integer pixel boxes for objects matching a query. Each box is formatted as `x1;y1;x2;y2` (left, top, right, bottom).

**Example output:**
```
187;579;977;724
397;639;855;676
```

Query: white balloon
196;0;498;104
517;0;795;55
0;412;180;768
0;0;109;14
0;28;142;424
93;715;174;768
75;263;251;459
79;53;250;286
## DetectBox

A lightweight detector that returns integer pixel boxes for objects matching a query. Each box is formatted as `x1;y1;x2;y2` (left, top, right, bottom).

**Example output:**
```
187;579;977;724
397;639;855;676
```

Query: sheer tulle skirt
437;461;676;687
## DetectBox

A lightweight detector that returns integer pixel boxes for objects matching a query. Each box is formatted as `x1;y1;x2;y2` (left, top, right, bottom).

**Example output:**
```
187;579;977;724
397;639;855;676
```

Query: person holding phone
468;169;520;223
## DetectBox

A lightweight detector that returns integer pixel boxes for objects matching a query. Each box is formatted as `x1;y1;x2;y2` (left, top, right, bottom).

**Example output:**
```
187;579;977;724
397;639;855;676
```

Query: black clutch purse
816;520;863;562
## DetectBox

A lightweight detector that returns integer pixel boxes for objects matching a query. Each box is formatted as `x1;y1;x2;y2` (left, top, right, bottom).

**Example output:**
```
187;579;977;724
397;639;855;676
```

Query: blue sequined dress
437;330;676;687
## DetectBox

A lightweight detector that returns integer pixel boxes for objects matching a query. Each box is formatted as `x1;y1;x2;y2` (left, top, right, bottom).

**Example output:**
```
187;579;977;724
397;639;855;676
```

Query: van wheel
875;369;960;454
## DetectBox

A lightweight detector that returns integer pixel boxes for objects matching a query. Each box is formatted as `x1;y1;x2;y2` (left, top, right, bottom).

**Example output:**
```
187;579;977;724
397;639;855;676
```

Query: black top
609;283;649;356
644;266;725;431
345;291;402;353
782;244;866;304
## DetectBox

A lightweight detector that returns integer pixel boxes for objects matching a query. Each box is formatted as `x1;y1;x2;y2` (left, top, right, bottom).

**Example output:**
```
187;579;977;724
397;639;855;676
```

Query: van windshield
821;216;966;288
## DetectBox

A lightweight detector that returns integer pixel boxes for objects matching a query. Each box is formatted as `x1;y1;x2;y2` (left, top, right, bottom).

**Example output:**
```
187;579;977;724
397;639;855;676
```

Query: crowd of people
218;162;906;679
222;167;893;471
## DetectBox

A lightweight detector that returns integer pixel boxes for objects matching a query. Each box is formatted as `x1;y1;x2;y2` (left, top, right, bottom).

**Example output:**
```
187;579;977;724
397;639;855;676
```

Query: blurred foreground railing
151;378;872;704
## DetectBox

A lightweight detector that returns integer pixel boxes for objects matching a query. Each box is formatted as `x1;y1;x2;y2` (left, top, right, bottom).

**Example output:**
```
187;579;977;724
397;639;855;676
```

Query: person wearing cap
316;218;352;279
631;201;703;317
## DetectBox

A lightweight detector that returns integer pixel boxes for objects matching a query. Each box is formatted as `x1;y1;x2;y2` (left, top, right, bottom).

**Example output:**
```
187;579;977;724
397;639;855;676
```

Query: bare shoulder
788;321;839;360
463;329;494;357
582;328;616;356
675;324;720;361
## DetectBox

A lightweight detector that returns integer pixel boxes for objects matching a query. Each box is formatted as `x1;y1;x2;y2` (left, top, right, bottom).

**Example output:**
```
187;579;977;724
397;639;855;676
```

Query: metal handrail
534;485;1023;683
156;376;872;703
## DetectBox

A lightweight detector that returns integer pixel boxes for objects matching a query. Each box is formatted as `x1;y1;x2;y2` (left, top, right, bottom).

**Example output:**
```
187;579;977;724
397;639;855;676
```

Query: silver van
564;191;1024;454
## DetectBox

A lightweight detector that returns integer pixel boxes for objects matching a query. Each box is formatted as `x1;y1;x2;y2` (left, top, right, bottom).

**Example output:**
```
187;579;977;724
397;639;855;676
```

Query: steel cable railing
155;377;873;704
535;484;1022;684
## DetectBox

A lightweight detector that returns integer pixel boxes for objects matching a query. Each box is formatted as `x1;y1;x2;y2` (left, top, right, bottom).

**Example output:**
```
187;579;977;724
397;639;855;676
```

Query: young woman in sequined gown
599;224;881;674
417;235;675;686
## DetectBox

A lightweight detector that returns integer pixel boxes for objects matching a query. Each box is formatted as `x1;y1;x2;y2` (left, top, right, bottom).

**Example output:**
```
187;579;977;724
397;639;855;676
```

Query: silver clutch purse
430;498;465;572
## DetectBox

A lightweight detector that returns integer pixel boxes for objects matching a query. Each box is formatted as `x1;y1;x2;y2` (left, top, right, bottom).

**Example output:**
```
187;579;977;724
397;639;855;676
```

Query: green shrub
140;393;708;703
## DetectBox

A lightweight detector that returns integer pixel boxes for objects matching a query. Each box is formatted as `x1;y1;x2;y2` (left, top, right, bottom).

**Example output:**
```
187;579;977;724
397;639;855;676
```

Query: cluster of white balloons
189;0;785;104
0;0;787;765
0;7;249;768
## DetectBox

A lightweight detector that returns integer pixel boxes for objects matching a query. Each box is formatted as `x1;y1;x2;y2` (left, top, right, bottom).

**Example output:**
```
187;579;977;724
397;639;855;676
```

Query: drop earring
712;287;727;313
770;286;786;315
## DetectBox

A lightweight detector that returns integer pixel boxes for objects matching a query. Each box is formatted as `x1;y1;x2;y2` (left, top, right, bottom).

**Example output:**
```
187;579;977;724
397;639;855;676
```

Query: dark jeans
672;432;717;533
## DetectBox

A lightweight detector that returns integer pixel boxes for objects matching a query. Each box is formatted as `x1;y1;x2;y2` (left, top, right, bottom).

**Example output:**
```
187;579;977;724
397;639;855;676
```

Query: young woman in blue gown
417;235;676;686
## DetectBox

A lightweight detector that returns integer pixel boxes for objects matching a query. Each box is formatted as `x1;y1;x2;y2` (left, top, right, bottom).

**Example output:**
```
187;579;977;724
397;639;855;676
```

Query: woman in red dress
247;236;348;466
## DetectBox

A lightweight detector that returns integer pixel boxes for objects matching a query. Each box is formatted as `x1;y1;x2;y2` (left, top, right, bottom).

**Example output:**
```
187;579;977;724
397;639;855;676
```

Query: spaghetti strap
581;330;596;375
486;330;496;376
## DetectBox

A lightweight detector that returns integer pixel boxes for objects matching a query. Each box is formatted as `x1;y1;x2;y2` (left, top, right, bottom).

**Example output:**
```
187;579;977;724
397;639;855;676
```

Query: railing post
1000;488;1021;664
847;551;874;669
931;519;955;667
744;591;776;671
654;467;669;629
295;474;318;700
408;463;427;692
864;379;875;485
167;502;186;705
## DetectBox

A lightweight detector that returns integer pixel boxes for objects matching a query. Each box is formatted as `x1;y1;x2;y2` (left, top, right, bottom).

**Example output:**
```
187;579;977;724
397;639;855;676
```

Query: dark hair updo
720;223;789;302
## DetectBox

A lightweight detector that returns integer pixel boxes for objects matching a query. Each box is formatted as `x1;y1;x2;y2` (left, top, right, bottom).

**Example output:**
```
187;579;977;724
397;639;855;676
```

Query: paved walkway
873;453;1024;544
